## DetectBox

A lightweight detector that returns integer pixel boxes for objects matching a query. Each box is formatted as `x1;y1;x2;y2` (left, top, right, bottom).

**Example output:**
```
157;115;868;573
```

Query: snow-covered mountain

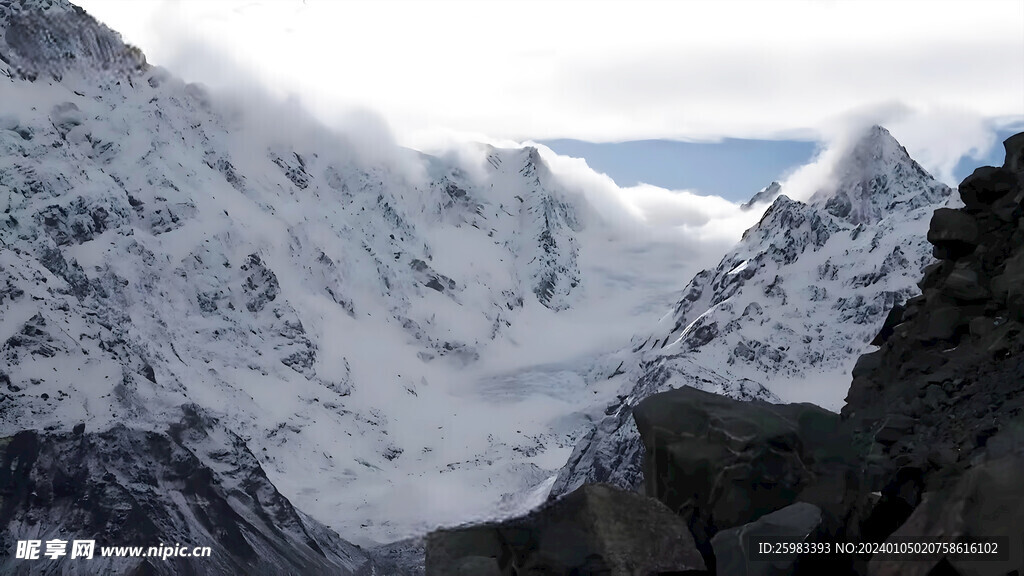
1;0;705;553
550;125;952;497
0;1;965;570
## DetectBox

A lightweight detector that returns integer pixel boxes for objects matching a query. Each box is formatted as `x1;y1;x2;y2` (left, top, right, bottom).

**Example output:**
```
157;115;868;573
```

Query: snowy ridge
0;0;146;81
550;126;953;497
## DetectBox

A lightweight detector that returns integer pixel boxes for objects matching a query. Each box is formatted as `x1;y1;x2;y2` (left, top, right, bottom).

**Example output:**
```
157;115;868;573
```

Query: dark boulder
870;303;905;346
927;209;979;259
1004;132;1024;173
633;386;854;567
939;268;989;303
426;483;707;576
958;166;1018;213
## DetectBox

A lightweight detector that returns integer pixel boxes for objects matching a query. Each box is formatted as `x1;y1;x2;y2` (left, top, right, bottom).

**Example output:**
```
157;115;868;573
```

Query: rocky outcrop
740;181;782;211
867;448;1024;576
843;132;1024;490
0;406;376;576
551;359;776;498
621;133;1024;574
425;483;706;575
837;132;1024;573
633;386;854;571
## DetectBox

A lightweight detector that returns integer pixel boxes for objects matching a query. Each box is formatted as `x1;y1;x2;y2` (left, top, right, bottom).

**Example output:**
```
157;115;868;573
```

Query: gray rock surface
711;502;824;576
426;483;706;576
633;385;853;568
868;449;1024;576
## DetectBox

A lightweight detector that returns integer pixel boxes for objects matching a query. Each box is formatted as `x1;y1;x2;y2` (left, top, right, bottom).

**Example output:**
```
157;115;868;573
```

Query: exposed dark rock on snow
0;406;376;576
740;181;782;211
368;537;427;576
426;483;706;575
0;0;146;80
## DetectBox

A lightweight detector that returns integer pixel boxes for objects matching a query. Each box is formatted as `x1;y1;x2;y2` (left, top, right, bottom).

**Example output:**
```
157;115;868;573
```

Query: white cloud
71;0;1023;249
76;0;1023;139
532;145;764;255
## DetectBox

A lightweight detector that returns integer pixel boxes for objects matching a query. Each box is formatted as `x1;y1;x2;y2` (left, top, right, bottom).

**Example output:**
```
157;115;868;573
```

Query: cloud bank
75;0;1022;192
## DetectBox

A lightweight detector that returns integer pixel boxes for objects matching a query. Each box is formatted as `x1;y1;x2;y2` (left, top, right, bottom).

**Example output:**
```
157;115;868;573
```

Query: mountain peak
0;0;146;80
807;125;949;224
740;181;782;210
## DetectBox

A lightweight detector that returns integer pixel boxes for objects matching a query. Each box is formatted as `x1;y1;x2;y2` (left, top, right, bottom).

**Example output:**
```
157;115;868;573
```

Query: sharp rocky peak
808;124;949;225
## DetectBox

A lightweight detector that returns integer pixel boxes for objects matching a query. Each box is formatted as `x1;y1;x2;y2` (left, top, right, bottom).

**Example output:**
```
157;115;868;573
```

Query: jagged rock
426;483;706;576
741;181;782;210
0;407;375;576
991;252;1024;304
550;361;777;498
921;306;966;342
633;386;853;567
240;254;280;313
1004;132;1024;173
711;502;825;576
958;166;1018;212
870;303;905;346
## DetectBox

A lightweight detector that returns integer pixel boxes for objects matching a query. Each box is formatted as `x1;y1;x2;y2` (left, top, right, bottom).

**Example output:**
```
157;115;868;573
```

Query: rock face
620;133;1024;574
633;386;853;570
425;483;706;576
867;450;1024;576
552;126;951;498
838;132;1024;573
843;132;1024;493
0;406;375;576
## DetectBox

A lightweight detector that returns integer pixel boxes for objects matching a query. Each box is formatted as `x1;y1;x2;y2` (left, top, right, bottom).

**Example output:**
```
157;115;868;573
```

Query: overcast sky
76;0;1023;197
78;1;1022;133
